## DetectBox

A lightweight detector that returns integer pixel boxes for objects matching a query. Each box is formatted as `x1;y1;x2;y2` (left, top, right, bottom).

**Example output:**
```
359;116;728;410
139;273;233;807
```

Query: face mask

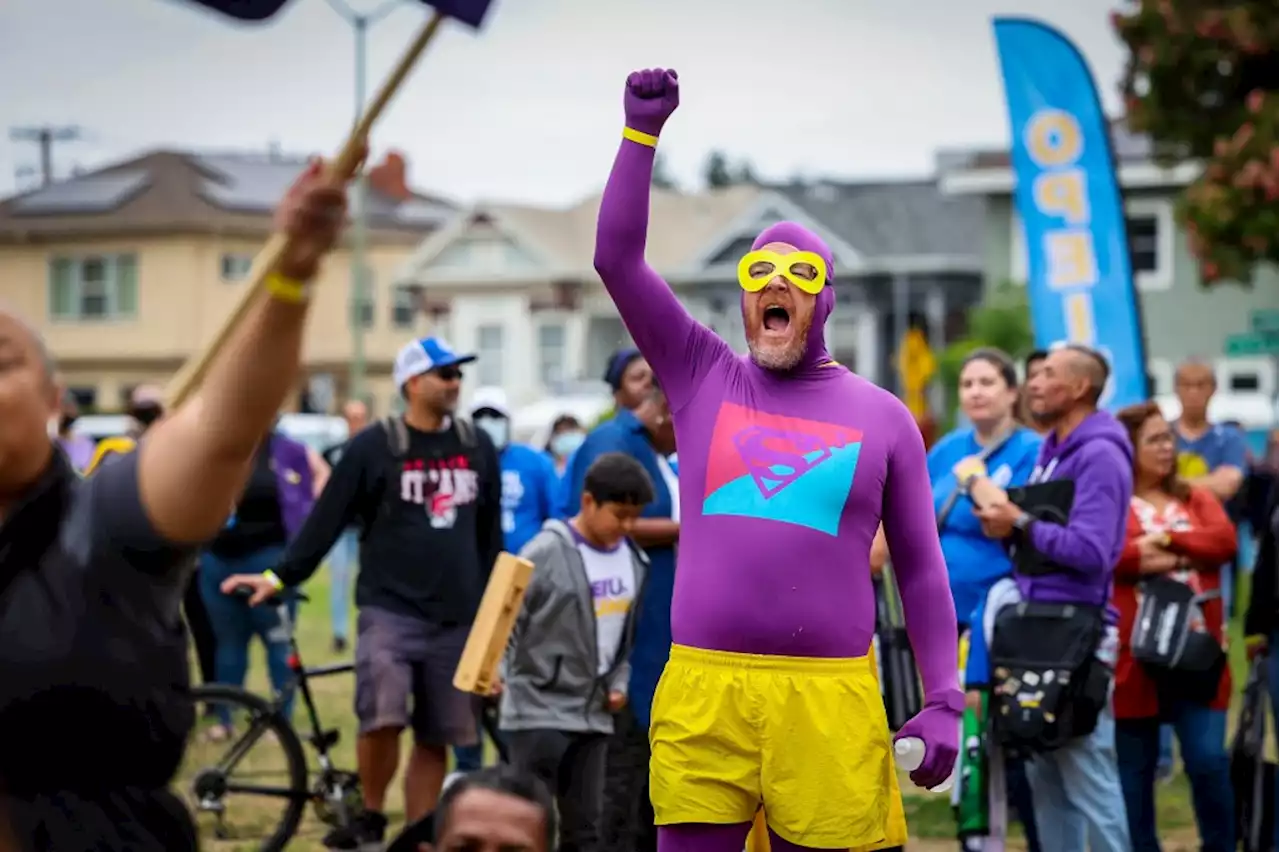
474;415;510;449
551;430;585;458
129;402;163;428
47;417;60;439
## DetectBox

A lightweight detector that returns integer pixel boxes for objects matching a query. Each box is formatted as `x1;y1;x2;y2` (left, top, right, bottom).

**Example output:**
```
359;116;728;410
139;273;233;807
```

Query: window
1230;373;1261;392
476;324;504;386
220;253;253;281
48;254;138;321
391;285;417;328
1126;217;1159;274
1011;198;1173;290
67;386;97;411
537;323;567;388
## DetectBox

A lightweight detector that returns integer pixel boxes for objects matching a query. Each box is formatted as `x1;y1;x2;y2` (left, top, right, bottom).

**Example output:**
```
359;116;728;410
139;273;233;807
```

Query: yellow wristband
265;272;309;304
262;570;285;591
622;126;658;148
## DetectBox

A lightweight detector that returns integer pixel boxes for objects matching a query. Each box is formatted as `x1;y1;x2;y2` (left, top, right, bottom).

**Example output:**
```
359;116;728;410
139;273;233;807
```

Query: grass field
174;570;1258;851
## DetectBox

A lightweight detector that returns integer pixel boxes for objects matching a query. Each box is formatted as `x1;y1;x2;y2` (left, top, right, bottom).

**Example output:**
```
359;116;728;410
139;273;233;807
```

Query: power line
10;125;84;187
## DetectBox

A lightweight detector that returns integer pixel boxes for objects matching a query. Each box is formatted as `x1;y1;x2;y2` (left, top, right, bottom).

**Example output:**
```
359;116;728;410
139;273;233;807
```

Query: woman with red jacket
1112;401;1238;852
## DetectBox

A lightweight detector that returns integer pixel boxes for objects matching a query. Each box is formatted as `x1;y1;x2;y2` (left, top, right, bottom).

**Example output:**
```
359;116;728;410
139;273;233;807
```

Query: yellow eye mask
737;249;829;295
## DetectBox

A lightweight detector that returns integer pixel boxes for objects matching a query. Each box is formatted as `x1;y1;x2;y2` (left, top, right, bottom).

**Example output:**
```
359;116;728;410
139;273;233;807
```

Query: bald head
0;306;61;494
0;306;56;387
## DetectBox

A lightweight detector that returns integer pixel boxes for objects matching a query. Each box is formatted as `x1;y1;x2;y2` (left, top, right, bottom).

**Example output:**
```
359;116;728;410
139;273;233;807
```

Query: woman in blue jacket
929;347;1042;852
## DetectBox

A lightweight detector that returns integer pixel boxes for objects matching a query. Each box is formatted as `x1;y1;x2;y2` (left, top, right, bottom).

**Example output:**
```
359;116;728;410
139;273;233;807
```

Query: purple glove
623;67;680;137
892;691;962;790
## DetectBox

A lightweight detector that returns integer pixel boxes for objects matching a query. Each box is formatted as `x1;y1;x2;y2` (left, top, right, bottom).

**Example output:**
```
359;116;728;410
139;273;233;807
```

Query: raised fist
623;68;679;137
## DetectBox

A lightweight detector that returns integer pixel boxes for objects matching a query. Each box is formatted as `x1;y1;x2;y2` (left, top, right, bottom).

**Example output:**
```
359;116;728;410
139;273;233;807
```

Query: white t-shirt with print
576;540;637;675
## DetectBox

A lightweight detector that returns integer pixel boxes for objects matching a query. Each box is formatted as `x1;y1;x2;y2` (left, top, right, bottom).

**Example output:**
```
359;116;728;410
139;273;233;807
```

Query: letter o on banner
1023;109;1084;168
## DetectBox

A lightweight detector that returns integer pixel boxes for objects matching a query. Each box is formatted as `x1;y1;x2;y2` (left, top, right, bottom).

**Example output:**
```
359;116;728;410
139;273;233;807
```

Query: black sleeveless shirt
0;450;197;851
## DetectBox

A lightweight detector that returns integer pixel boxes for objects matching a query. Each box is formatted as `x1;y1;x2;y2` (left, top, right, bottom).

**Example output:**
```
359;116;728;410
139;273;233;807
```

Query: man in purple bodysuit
592;68;963;852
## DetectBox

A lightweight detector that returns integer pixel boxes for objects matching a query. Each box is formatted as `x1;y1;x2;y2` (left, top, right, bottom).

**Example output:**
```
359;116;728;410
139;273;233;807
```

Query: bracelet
622;126;658;148
262;570;285;591
265;272;309;304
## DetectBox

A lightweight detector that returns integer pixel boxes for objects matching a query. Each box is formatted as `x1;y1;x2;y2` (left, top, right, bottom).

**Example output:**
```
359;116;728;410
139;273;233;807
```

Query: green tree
937;283;1035;428
652;152;679;190
1113;0;1278;284
703;150;733;188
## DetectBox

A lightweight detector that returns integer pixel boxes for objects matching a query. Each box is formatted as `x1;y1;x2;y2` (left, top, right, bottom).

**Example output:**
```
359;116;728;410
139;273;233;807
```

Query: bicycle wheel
179;684;309;852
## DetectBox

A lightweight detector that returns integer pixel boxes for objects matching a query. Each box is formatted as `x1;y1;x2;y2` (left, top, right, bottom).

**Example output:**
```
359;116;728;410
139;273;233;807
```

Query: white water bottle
894;738;956;793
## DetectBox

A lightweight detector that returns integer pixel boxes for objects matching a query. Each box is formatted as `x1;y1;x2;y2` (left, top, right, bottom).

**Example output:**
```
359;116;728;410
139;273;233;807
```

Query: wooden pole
165;10;448;409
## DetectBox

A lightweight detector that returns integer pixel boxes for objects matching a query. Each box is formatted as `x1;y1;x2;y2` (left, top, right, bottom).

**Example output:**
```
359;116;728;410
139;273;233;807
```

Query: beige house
0;148;452;414
394;185;763;409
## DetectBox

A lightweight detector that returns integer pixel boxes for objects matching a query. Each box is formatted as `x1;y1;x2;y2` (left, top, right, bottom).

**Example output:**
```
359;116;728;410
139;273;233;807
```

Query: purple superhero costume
593;69;962;852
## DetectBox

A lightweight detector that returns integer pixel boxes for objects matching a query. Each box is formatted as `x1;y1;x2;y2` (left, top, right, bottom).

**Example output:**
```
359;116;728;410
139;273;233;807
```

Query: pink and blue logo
701;402;862;536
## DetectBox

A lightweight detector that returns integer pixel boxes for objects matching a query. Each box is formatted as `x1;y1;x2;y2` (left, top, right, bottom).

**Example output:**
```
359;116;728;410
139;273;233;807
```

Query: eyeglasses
433;366;464;382
737;249;828;295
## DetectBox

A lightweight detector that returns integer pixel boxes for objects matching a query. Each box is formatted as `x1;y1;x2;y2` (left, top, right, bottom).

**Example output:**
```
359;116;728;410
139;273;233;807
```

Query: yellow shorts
650;644;908;850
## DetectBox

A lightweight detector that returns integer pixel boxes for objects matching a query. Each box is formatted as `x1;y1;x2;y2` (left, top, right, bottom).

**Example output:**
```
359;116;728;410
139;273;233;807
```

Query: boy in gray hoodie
500;452;653;852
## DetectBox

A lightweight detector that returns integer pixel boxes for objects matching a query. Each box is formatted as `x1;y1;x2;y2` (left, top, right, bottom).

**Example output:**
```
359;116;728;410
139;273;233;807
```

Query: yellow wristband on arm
622;126;658;148
265;272;309;304
262;570;285;591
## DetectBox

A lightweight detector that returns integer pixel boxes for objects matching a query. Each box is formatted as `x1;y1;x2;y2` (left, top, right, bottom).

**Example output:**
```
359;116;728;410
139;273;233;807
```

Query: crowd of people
0;66;1276;852
889;345;1278;852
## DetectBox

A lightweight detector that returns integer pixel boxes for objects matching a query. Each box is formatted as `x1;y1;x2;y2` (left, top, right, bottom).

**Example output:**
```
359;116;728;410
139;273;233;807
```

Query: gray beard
748;340;805;371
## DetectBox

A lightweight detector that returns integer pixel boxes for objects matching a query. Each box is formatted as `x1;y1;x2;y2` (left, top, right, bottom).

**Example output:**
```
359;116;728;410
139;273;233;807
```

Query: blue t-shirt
926;426;1043;627
499;443;561;555
1175;422;1248;487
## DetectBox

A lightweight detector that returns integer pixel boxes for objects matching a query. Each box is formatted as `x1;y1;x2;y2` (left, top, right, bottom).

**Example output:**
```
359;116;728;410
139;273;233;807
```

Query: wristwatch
1012;512;1033;533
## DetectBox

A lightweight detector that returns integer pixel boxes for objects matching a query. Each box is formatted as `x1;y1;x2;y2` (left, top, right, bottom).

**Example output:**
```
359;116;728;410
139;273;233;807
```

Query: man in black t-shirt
226;336;503;849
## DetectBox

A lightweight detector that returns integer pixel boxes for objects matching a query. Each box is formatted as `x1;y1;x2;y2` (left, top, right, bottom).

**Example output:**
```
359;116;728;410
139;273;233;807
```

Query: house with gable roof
395;178;990;414
0;147;453;414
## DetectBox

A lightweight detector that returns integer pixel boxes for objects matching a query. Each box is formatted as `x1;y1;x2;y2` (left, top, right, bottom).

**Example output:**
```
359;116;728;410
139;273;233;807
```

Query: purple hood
1019;411;1134;607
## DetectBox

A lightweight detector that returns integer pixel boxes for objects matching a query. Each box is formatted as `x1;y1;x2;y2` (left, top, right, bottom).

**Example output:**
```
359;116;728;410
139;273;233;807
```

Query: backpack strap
382;415;409;459
454;415;477;450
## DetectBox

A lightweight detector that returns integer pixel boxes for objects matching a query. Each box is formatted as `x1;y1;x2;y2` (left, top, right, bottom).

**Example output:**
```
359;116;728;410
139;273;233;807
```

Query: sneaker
323;810;387;850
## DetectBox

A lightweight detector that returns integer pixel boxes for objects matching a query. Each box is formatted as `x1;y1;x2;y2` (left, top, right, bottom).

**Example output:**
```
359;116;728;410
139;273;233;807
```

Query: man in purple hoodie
972;344;1133;852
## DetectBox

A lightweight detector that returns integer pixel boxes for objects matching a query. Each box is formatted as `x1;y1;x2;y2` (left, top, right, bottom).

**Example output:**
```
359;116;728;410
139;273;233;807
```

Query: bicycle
181;589;364;851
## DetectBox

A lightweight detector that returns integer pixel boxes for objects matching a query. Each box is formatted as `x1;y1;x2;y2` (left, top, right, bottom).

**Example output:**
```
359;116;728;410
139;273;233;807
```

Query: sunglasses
433;366;464;382
737;249;829;295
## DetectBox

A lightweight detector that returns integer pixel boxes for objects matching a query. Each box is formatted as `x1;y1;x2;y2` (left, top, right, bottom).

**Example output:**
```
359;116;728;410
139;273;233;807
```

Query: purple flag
180;0;492;28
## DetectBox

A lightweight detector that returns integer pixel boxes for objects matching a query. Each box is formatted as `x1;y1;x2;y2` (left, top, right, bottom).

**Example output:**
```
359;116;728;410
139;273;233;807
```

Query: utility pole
323;0;407;405
9;125;82;186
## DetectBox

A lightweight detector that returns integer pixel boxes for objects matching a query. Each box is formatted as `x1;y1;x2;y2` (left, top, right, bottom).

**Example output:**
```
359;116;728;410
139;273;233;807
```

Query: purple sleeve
880;401;960;701
593;137;727;408
1027;442;1132;573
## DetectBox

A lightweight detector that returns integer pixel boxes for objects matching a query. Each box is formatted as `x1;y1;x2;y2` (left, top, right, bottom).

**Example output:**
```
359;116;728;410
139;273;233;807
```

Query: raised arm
137;159;351;549
594;68;725;407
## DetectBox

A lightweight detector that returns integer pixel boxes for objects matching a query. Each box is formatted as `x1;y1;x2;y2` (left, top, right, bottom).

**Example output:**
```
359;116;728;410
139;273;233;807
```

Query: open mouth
763;306;791;332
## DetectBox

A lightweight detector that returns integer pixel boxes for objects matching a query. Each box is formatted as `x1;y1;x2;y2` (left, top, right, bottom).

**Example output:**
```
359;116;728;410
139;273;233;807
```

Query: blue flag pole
992;17;1152;409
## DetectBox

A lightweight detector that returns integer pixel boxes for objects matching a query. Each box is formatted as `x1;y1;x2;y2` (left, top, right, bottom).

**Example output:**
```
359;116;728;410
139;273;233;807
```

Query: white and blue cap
393;336;477;388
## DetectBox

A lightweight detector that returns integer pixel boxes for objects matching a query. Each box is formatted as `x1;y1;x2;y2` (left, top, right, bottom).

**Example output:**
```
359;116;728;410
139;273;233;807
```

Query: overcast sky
1;0;1128;206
